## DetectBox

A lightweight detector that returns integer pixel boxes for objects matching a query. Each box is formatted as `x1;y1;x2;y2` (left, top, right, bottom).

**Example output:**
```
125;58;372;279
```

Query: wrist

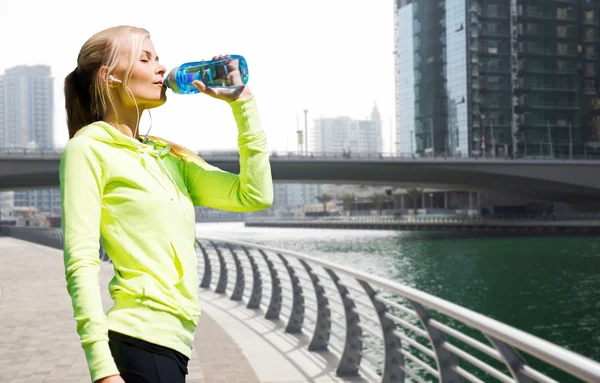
235;85;253;101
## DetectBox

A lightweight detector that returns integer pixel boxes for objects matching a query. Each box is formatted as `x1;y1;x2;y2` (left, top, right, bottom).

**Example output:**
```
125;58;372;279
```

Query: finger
192;80;219;97
192;80;206;92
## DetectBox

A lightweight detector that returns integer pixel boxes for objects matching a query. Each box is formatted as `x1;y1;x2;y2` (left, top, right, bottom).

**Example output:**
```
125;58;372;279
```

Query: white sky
1;0;396;152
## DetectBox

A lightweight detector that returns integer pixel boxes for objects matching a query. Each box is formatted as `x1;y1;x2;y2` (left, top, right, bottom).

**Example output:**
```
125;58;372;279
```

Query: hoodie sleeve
59;138;119;382
183;95;274;212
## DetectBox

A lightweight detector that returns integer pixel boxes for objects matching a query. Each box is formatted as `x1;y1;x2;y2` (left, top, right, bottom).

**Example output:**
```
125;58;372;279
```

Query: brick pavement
0;236;259;383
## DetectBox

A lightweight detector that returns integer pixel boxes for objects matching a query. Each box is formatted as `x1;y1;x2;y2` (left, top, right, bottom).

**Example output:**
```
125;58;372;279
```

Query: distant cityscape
3;1;600;224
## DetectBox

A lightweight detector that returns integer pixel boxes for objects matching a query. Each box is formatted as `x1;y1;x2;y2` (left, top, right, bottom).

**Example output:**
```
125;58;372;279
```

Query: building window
557;43;569;55
557;60;570;71
526;6;539;17
584;10;595;24
585;79;596;93
557;8;568;20
485;4;500;17
557;25;568;38
586;63;596;76
586;45;596;59
585;27;595;42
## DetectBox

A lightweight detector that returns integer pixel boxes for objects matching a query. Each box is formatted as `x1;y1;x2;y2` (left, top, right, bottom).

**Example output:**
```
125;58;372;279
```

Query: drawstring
136;144;187;216
155;153;188;215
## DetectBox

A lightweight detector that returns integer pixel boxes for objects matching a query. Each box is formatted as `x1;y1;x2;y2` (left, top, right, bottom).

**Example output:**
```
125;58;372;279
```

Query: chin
143;97;167;109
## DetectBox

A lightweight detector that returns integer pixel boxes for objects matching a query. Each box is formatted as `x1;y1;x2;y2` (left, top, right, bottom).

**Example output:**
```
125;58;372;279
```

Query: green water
197;223;600;381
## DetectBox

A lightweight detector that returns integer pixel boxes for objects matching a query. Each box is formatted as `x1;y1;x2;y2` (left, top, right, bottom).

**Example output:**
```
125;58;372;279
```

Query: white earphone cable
111;75;152;144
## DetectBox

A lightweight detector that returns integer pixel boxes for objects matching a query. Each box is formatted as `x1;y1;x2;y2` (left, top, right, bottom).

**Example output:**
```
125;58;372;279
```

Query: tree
315;193;333;215
369;192;387;216
406;188;424;216
339;193;357;213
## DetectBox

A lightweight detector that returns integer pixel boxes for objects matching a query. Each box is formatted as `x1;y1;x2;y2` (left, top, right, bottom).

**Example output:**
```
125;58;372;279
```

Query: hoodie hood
76;121;171;157
76;121;187;215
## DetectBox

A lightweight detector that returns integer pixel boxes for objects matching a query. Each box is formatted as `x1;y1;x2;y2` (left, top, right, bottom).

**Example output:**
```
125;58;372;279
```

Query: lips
154;81;164;87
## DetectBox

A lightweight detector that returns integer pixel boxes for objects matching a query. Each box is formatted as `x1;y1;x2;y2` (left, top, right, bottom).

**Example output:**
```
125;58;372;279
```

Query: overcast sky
1;0;396;152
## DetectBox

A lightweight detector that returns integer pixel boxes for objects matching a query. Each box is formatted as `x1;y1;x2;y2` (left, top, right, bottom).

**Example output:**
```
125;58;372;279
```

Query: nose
157;63;166;77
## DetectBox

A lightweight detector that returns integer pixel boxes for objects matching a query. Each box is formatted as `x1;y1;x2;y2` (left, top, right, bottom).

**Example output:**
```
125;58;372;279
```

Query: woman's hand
192;54;252;102
95;375;125;383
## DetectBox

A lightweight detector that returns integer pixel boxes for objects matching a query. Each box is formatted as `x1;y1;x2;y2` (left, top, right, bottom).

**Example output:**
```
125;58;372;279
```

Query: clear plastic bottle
164;55;249;94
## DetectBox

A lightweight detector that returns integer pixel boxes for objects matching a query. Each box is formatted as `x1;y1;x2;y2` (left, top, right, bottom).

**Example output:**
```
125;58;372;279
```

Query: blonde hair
64;25;200;161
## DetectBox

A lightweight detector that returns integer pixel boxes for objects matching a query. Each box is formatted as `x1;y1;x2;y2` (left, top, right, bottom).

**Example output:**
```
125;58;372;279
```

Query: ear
98;66;119;88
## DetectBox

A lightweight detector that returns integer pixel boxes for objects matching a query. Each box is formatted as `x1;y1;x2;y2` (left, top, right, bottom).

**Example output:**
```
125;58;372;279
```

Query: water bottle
164;55;249;94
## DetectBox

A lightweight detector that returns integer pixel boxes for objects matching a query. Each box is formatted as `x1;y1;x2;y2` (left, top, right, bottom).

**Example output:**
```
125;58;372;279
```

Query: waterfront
197;222;600;366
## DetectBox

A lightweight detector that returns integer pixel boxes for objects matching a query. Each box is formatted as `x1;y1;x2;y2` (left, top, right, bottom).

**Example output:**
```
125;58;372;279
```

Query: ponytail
64;68;99;139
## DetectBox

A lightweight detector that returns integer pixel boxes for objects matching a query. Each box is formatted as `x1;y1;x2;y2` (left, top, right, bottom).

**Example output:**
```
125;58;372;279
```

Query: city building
310;104;383;156
306;105;385;213
0;65;60;215
272;183;324;212
394;0;600;158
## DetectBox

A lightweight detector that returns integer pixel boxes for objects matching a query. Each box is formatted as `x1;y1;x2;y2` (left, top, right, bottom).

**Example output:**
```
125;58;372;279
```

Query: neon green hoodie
59;95;272;382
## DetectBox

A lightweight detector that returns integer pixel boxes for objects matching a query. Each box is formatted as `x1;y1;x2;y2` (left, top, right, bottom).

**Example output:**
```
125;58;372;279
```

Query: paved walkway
0;236;259;383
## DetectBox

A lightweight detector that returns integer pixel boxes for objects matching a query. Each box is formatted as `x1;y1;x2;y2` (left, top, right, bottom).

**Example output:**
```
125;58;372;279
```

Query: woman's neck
103;107;143;139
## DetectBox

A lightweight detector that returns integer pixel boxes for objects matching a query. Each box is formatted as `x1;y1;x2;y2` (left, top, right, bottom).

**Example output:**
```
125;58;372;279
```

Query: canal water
196;222;600;378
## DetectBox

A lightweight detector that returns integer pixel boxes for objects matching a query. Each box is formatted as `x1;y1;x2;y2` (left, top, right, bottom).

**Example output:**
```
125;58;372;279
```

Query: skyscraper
395;0;600;158
0;65;60;215
311;104;383;155
0;65;54;149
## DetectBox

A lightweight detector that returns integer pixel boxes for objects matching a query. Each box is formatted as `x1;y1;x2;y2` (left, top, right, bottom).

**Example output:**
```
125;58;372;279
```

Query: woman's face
115;38;167;109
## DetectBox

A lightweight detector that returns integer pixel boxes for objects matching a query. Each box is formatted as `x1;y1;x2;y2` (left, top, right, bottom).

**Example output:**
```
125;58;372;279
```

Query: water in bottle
164;55;249;94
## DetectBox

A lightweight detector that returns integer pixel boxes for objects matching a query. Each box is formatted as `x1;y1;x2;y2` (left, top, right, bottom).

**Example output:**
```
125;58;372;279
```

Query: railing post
241;246;262;309
299;259;331;351
99;242;110;263
259;250;282;319
486;336;535;383
359;281;405;382
211;241;228;294
277;253;305;333
407;299;462;382
226;244;245;301
196;241;212;288
324;268;362;377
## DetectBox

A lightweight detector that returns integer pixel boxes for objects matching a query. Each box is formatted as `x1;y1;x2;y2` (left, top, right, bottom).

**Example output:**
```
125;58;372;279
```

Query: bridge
4;148;600;203
1;226;600;382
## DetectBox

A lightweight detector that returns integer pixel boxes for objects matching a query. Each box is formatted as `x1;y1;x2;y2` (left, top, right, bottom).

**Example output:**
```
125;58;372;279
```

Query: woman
60;26;273;383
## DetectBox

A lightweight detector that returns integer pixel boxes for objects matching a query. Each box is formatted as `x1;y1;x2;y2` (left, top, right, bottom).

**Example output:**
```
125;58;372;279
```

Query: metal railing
5;147;600;162
194;236;600;382
3;226;600;382
246;213;600;224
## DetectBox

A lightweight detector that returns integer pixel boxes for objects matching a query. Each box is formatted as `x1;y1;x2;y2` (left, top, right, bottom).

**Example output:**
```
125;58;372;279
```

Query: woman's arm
59;138;119;382
183;95;273;212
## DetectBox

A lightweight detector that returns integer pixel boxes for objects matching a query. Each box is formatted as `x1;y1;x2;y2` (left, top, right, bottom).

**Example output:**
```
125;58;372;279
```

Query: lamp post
303;109;308;156
569;122;573;159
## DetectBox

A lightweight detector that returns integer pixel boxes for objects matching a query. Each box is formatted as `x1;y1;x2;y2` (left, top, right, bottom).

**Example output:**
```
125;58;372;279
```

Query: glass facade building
395;0;600;158
395;1;416;154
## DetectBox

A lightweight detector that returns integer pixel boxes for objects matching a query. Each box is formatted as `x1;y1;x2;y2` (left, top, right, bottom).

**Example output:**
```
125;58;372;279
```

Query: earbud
108;75;122;84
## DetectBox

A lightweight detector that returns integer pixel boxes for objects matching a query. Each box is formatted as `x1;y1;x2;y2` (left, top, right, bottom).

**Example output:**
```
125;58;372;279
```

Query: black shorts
108;330;189;383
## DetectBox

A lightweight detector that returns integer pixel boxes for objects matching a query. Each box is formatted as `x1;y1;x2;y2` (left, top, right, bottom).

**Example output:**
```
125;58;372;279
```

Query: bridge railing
3;226;600;382
5;147;600;162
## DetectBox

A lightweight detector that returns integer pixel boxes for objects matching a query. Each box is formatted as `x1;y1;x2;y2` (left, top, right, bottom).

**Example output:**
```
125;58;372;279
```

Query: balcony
480;30;511;38
517;66;577;76
518;48;577;58
518;11;576;23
